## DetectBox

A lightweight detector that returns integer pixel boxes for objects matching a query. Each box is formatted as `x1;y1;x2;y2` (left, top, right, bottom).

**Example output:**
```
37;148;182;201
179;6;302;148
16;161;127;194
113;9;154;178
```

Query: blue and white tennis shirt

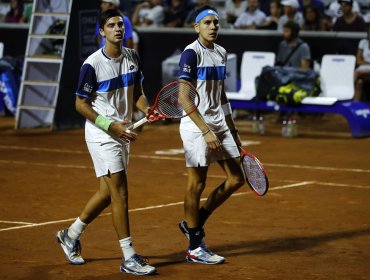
76;47;143;141
178;39;229;133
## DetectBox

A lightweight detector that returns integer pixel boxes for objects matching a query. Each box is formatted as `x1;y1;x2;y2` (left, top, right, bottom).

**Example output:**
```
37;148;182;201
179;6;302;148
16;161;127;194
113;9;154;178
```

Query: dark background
0;3;364;129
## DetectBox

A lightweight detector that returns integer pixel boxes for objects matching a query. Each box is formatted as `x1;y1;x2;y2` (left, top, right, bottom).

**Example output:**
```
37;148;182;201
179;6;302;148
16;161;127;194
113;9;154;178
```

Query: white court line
263;163;370;174
316;182;370;190
0;181;313;233
0;220;36;225
1;159;369;189
0;160;93;170
1;144;369;173
0;145;87;154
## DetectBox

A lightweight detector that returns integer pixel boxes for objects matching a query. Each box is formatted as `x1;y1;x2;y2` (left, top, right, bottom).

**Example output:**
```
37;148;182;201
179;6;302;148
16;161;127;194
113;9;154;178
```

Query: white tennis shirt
178;39;229;133
76;47;143;142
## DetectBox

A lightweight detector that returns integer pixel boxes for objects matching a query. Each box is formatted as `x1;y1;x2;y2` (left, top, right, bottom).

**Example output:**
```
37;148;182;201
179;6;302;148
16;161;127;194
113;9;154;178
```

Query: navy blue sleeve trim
75;64;97;98
178;49;197;80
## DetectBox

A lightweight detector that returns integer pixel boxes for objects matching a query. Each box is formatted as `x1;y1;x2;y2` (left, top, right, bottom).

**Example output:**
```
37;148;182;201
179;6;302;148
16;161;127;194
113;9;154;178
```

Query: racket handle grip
127;117;148;130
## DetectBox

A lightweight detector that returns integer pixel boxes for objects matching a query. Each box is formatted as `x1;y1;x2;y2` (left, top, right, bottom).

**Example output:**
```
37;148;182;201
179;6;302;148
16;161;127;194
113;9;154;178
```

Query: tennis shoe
178;220;205;240
186;245;225;264
120;254;156;275
56;229;85;265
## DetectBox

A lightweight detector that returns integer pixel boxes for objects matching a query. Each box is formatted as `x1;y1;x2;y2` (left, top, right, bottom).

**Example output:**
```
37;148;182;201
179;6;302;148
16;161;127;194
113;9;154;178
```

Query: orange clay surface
0;114;369;280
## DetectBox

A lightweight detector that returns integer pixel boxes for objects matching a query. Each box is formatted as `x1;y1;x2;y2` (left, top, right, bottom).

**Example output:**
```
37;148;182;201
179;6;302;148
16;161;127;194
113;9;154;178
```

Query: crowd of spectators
121;0;370;32
1;0;370;31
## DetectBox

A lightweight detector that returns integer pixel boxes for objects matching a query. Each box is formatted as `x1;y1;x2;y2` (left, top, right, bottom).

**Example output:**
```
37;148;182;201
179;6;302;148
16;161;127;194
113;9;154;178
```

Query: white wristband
222;103;232;116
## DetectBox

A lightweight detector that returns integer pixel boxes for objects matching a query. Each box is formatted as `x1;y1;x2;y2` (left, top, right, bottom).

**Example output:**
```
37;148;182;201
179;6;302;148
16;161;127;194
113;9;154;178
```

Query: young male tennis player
55;9;156;275
178;5;245;264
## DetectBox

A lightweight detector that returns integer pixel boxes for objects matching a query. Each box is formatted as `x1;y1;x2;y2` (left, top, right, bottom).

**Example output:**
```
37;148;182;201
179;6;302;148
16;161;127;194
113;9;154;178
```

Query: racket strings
157;82;198;118
243;156;267;194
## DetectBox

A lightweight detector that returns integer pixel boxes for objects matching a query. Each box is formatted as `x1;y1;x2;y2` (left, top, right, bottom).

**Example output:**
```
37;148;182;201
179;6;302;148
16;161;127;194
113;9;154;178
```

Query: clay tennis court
0;114;369;280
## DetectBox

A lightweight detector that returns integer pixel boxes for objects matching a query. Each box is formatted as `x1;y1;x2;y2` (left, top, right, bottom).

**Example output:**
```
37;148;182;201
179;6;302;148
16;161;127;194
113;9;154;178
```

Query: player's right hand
109;121;138;142
204;130;222;151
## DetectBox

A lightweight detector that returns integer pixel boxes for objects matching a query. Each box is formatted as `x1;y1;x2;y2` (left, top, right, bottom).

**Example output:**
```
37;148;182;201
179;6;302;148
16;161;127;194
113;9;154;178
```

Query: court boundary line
0;181;313;233
0;220;36;225
0;145;369;173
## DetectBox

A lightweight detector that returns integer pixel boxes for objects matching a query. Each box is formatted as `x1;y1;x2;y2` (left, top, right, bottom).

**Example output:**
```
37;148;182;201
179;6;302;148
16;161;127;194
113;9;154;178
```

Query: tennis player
55;9;156;275
177;5;245;264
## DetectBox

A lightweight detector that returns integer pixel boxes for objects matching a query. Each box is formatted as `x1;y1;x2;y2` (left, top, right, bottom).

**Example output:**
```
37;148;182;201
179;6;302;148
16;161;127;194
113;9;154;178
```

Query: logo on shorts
83;83;93;93
183;64;191;73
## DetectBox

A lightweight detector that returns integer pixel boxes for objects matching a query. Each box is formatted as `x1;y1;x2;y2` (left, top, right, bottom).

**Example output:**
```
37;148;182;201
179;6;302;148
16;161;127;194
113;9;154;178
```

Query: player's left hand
110;121;138;141
146;107;160;122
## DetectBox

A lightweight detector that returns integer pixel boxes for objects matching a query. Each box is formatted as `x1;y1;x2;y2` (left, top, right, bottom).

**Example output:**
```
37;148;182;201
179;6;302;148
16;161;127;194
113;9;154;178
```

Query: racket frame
239;147;269;196
128;80;199;130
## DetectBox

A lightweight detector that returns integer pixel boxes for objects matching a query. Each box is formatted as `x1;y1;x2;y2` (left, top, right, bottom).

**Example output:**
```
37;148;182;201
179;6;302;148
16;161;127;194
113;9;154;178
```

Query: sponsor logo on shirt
183;64;191;73
355;109;370;118
129;65;135;71
83;83;93;93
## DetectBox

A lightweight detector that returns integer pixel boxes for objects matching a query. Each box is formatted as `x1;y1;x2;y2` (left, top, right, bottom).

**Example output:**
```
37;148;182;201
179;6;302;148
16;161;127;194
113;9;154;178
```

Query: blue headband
195;9;219;23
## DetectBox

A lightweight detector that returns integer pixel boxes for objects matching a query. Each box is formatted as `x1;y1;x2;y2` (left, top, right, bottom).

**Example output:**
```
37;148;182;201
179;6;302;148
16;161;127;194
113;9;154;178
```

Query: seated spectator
224;0;248;24
163;0;187;27
278;0;304;31
234;0;267;29
354;25;370;101
326;0;361;20
302;4;331;31
183;0;210;27
96;0;133;49
259;0;283;30
132;0;164;27
276;21;311;70
3;0;23;23
333;0;366;32
302;0;325;14
19;0;32;23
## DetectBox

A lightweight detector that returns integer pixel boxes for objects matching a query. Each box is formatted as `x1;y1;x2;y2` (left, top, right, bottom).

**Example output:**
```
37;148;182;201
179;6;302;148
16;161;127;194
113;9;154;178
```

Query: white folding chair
227;51;276;100
302;55;356;105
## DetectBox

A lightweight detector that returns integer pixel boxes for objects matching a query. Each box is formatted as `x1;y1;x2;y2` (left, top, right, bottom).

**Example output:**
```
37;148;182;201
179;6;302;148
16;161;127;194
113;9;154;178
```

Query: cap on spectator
338;0;353;4
100;0;120;8
281;0;299;8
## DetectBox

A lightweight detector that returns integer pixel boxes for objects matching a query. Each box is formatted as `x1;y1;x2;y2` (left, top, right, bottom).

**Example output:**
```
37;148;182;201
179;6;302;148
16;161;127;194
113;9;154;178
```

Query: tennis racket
239;147;269;196
128;80;200;130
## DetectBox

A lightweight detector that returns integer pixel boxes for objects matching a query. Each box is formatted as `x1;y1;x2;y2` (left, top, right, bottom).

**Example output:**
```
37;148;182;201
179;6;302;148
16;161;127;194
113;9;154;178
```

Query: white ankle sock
119;237;136;260
68;217;87;240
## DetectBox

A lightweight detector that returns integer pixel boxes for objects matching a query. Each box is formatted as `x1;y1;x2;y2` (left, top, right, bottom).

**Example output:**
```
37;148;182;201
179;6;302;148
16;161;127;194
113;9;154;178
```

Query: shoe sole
120;266;156;275
186;256;225;265
55;231;85;265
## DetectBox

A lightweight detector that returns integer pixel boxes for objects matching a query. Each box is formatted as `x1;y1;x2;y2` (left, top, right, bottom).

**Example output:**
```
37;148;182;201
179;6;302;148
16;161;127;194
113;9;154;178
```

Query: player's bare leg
102;171;130;239
182;166;225;264
79;178;111;224
102;171;155;275
184;166;208;229
55;178;112;265
202;157;244;213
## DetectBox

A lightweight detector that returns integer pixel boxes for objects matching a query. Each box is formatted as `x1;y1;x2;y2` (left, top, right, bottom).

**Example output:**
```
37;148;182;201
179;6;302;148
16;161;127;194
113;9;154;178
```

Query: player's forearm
135;94;150;114
188;110;210;133
75;96;99;123
221;90;238;132
225;114;237;132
